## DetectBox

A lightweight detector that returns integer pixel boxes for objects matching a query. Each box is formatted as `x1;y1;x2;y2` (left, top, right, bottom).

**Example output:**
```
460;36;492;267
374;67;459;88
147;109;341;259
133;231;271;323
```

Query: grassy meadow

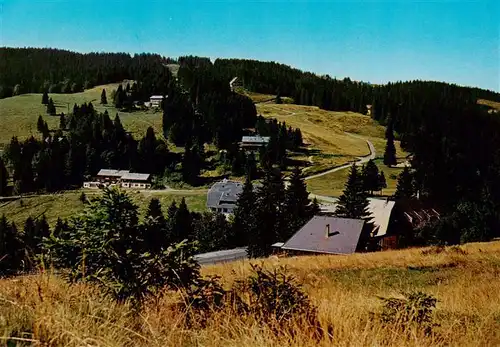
0;83;164;148
0;189;207;227
1;241;499;346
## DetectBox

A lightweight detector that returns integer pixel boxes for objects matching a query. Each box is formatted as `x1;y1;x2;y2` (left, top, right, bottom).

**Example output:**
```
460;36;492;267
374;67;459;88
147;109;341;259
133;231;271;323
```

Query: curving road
304;136;375;181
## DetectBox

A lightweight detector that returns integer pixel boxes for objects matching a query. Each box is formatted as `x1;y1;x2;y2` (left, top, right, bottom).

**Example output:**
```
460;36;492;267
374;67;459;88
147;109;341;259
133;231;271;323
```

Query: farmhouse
206;179;243;214
239;135;270;151
149;95;164;108
83;169;151;189
274;216;366;255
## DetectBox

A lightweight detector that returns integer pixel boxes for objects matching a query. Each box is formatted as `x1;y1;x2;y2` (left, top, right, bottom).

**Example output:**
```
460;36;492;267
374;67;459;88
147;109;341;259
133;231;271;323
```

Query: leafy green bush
45;187;200;307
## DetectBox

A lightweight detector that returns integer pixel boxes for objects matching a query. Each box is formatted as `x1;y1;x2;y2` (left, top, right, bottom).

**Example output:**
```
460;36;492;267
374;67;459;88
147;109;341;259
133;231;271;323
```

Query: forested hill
0;47;176;98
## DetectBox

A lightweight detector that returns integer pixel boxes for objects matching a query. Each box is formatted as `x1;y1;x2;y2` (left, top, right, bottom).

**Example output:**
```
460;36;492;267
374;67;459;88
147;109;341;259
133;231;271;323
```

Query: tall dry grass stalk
1;241;500;346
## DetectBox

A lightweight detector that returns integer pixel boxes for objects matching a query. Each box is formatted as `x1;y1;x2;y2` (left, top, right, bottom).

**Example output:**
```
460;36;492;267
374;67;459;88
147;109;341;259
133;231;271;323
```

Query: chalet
83;169;151;190
96;169;130;184
274;216;366;255
239;135;270;151
149;95;164;108
120;172;151;189
206;179;243;214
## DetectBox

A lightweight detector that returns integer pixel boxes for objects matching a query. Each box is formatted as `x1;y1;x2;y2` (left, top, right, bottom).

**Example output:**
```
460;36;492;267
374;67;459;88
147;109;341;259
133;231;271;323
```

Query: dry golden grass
1;242;499;346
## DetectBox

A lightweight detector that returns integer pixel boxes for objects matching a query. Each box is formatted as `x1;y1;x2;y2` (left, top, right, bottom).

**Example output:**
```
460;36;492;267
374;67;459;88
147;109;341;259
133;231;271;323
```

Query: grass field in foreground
1;241;499;346
0;189;207;227
0;83;164;148
306;159;404;197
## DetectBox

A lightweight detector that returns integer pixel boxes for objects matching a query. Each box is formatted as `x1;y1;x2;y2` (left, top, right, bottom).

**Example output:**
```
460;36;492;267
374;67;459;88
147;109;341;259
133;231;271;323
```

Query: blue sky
1;0;499;91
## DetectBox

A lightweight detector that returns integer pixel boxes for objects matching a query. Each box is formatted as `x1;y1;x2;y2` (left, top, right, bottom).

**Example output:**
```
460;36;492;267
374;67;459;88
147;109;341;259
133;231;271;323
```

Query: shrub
379;291;437;334
231;264;329;340
45;188;200;308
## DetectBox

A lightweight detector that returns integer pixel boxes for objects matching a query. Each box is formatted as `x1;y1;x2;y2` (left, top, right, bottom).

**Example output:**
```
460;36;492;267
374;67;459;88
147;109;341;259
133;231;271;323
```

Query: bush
45;188;201;308
379;291;437;334
231;265;330;340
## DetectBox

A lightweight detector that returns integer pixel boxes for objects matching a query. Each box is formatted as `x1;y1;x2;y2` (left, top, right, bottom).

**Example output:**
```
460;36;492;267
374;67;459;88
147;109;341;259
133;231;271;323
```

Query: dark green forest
1;47;500;248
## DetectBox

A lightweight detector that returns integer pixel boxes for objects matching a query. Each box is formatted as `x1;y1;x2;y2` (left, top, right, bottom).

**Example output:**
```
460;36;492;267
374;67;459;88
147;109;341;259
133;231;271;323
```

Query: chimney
325;223;330;238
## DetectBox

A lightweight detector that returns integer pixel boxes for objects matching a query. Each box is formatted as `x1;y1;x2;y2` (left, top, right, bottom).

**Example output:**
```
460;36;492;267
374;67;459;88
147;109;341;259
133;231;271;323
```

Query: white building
149;95;164;108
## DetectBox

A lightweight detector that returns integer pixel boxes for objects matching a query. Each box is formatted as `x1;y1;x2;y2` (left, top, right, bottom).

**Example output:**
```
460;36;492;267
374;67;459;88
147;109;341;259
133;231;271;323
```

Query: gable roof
97;169;130;177
281;216;365;255
318;198;395;237
121;172;150;181
241;135;270;144
207;179;244;208
194;247;248;265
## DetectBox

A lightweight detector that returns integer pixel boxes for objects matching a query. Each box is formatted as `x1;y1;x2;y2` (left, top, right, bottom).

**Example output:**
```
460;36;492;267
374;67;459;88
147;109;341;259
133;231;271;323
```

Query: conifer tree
248;167;285;257
146;198;166;225
46;98;56;115
362;159;380;195
384;118;397;166
37;115;45;133
101;89;108;104
0;216;23;276
170;198;193;243
0;157;8;196
378;171;387;193
230;176;256;247
394;166;415;199
335;164;371;220
59;113;66;130
282;167;312;240
41;90;49;105
23;216;37;258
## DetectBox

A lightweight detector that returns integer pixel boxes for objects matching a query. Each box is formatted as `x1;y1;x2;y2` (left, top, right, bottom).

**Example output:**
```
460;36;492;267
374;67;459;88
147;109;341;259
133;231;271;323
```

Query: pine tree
394;166;415;199
23;216;37;259
282;167;312;240
46;98;56;115
101;89;108;104
378;171;387;193
0;216;23;276
230;176;256;247
170;198;193;243
59;113;66;130
34;215;50;254
335;164;371;220
37;115;45;133
384;118;397;166
146;198;166;225
41;90;49;105
248;167;285;258
0;157;8;196
245;152;257;180
362;159;380;195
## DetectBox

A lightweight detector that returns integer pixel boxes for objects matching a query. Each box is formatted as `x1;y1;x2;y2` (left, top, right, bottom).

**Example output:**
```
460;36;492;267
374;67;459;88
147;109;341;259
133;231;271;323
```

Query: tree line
0;47;176;98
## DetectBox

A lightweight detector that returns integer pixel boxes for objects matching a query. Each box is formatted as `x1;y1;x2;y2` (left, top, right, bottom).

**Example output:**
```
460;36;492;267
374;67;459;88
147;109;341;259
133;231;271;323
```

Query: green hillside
0;83;164;148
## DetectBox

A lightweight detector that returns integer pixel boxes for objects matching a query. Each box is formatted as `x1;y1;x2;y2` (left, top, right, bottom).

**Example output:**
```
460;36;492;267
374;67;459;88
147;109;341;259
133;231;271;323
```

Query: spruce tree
37;115;45;133
282;167;312;240
0;216;23;276
362;159;380;195
0;157;8;196
23;216;37;260
59;113;66;130
384;118;397;166
378;171;387;193
248;167;285;258
170;198;192;243
146;198;166;225
46;98;56;115
230;176;256;247
335;164;371;220
394;166;415;199
101;89;108;104
41;90;49;105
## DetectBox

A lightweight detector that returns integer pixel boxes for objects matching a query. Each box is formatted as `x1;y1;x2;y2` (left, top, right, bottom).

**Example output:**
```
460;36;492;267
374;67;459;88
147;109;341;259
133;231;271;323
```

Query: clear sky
1;0;499;91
